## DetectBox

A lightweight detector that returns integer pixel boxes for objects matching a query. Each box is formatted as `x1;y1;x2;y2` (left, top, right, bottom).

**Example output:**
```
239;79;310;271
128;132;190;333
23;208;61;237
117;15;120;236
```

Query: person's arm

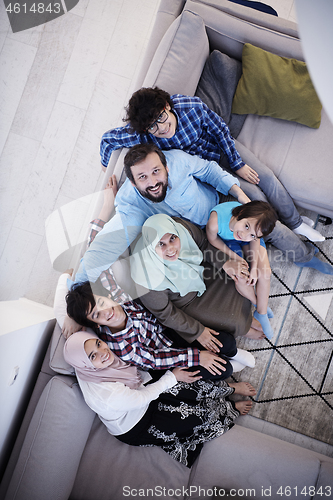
96;175;117;224
228;184;251;204
74;214;143;285
88;370;178;416
115;340;200;370
138;288;223;354
53;273;71;329
246;239;261;286
205;212;250;283
235;164;260;185
180;148;249;203
201;102;245;171
87;178;132;303
54;272;84;338
86;364;205;420
206;212;244;261
139;288;204;342
100;125;142;169
201;104;261;184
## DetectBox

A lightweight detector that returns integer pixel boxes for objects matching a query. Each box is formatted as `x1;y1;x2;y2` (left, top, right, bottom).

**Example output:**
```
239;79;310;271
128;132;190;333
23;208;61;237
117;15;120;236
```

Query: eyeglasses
146;109;168;134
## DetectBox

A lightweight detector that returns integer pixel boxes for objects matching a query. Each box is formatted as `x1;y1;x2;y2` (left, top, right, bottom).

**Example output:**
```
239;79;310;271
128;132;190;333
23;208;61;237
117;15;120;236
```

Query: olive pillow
232;43;322;128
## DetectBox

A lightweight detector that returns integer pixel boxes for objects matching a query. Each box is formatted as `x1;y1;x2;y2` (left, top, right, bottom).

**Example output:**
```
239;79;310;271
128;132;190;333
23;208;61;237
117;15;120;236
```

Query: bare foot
245;327;266;340
235;400;253;415
251;317;263;332
229;381;256;396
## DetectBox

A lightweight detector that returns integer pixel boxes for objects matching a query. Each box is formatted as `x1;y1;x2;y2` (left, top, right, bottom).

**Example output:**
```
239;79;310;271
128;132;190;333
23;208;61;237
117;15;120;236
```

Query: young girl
206;201;277;339
63;331;255;467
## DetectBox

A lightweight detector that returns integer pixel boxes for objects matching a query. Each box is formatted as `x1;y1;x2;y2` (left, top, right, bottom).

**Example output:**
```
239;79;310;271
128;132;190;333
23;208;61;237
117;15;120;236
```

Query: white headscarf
130;214;206;297
63;331;142;389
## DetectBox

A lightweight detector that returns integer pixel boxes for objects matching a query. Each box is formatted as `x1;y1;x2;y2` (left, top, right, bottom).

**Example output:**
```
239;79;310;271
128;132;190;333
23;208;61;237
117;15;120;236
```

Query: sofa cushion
49;322;75;375
143;10;209;96
49;322;97;376
189;425;325;493
237;110;333;217
195;49;246;138
70;417;191;500
232;43;322;128
4;376;95;500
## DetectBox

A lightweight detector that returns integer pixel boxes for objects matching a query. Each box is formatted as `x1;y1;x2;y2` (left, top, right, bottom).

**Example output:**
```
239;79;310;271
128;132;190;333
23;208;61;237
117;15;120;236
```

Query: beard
137;179;168;203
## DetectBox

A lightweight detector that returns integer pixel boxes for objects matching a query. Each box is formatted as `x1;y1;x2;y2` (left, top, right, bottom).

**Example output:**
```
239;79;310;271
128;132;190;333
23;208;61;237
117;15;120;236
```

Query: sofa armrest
4;376;95;500
188;425;333;499
314;460;333;499
134;0;187;88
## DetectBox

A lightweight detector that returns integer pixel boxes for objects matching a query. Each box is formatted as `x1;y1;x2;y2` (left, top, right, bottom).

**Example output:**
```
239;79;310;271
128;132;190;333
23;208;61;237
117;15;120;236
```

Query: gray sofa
2;323;333;500
2;1;333;499
108;0;333;219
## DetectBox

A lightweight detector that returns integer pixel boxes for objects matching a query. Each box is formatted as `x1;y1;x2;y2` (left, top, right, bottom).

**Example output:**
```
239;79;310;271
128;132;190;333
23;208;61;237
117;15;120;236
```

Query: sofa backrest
143;10;209;96
185;0;302;62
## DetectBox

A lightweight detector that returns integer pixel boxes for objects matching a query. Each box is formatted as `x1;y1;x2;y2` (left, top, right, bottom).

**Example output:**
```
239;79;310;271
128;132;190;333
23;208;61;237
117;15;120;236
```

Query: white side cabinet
0;299;55;477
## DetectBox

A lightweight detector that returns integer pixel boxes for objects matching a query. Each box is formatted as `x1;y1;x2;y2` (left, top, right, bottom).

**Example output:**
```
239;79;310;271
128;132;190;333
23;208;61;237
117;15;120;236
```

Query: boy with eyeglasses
99;87;332;276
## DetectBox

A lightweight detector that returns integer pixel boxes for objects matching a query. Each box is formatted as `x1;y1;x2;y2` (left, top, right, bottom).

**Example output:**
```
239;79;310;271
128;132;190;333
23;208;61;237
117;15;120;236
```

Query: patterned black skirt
116;379;239;467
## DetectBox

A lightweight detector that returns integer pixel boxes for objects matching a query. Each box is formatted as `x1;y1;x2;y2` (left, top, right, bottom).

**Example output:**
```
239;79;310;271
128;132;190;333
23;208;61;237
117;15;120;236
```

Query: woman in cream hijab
63;330;254;468
131;214;260;368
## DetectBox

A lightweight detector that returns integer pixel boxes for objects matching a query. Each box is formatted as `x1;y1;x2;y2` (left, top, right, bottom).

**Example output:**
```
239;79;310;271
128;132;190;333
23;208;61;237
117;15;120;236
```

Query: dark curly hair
124;143;167;183
123;87;173;133
65;279;108;331
232;200;278;238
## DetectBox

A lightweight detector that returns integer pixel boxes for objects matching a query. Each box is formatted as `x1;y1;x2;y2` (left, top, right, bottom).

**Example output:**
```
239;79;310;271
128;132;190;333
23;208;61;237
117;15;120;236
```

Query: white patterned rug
235;212;333;445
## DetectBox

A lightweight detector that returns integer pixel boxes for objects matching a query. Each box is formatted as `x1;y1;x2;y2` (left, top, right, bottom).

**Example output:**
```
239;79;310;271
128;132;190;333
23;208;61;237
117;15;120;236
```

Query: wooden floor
0;0;160;306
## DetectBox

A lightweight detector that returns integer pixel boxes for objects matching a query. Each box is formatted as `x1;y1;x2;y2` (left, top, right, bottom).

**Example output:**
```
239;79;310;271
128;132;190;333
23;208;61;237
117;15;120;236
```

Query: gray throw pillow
196;50;247;138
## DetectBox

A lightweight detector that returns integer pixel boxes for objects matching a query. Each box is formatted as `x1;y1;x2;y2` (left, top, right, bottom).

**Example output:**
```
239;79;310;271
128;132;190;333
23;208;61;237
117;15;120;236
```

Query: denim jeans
220;141;315;263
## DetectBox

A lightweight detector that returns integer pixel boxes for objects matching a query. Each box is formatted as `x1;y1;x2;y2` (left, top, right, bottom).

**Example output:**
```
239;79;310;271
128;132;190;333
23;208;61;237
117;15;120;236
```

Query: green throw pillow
232;43;322;128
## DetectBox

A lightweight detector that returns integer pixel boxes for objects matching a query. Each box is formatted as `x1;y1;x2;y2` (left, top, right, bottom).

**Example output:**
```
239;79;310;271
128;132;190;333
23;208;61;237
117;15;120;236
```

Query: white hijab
63;331;142;389
130;214;206;297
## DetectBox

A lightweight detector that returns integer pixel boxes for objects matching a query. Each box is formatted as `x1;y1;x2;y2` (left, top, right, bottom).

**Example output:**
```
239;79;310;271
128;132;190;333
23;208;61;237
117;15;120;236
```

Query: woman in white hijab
131;214;260;370
64;330;255;468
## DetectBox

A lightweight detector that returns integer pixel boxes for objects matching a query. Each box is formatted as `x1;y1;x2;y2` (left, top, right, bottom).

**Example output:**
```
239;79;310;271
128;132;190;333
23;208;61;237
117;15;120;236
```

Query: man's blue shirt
75;149;239;284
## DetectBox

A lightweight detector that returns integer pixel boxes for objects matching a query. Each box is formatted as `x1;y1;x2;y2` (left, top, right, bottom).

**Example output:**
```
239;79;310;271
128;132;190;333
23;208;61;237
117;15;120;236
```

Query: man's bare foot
235;400;253;415
251;317;263;332
229;382;256;396
245;327;266;339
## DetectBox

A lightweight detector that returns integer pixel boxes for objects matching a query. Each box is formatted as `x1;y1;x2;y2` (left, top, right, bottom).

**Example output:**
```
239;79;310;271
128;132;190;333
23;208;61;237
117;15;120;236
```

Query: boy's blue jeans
220;140;316;264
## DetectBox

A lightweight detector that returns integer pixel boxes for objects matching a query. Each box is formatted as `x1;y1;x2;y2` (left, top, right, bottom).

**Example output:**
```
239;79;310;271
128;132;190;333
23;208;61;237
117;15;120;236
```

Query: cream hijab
130;214;206;297
63;331;142;389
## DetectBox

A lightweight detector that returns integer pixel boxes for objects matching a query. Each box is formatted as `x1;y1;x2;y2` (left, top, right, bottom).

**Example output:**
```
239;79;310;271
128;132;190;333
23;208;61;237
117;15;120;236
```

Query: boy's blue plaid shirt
100;94;244;171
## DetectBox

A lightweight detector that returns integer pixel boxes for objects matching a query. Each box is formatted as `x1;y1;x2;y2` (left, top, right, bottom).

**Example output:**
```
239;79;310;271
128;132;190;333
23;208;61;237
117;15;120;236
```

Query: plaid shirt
100;94;244;171
88;219;200;370
98;301;199;370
